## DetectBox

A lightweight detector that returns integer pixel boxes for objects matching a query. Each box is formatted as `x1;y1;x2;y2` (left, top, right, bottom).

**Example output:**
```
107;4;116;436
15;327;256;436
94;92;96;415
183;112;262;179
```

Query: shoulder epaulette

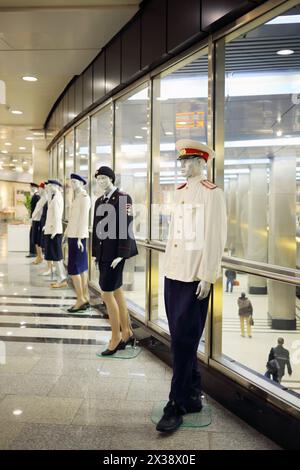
201;180;217;190
177;183;187;190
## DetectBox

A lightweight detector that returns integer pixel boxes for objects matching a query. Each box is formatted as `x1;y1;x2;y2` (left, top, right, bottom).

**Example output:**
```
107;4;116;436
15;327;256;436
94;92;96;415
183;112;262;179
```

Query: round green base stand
96;346;142;359
151;401;211;428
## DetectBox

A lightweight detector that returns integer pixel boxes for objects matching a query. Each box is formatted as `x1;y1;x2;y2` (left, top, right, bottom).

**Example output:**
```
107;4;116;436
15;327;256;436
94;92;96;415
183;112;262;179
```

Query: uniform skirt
32;221;42;246
99;258;125;292
67;238;88;275
44;234;63;262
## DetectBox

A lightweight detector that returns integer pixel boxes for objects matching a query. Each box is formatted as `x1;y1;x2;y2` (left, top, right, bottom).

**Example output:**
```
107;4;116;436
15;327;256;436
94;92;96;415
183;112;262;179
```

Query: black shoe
156;401;183;433
26;254;36;258
181;396;203;414
122;335;136;348
101;340;124;356
67;304;87;313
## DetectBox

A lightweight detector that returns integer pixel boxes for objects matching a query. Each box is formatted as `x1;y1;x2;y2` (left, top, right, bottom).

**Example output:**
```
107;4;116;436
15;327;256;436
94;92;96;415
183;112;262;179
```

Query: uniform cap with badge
95;166;115;184
47;179;63;188
176;139;215;162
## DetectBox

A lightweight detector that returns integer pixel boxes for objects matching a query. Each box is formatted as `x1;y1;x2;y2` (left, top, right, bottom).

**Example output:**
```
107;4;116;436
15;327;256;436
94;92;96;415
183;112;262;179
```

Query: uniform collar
185;174;205;188
103;187;117;201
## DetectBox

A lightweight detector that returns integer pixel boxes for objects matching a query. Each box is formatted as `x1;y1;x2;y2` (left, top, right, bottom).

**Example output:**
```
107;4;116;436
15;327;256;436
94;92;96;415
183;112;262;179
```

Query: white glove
42;226;45;232
111;257;123;269
196;280;211;300
77;238;84;252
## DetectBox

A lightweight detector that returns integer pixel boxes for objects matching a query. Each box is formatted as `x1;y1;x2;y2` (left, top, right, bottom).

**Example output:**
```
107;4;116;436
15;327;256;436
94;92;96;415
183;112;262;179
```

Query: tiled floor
0;224;280;449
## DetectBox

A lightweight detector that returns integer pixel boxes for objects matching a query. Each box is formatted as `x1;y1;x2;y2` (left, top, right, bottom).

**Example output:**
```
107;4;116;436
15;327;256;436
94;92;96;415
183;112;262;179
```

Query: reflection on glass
51;147;57;178
90;106;113;287
75;119;89;180
91;106;113;208
152;54;208;241
115;84;150;240
221;269;299;394
123;246;147;316
64;131;74;220
224;8;300;271
57;140;64;185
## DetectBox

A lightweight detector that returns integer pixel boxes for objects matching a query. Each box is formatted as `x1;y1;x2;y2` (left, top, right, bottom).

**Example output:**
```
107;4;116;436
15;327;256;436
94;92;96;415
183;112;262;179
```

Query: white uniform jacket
65;190;91;239
164;175;227;284
32;195;47;222
44;191;64;235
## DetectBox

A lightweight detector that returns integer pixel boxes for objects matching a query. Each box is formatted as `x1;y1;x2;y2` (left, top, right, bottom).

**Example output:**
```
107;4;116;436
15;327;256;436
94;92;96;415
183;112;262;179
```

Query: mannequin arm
196;280;211;300
77;238;84;252
111;257;123;269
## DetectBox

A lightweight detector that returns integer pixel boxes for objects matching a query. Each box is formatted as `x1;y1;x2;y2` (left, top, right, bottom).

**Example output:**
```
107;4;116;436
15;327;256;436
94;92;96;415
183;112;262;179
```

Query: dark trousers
164;277;210;407
226;278;233;292
29;224;36;255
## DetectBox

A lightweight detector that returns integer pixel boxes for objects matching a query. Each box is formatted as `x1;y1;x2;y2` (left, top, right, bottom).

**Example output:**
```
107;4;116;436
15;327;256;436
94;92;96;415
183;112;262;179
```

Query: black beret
30;182;39;188
70;173;87;185
48;179;63;188
95;166;115;183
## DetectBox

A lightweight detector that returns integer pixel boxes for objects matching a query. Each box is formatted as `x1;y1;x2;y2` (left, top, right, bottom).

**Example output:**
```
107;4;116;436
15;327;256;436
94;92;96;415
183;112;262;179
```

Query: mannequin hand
62;234;67;244
77;238;84;252
51;232;57;240
111;257;123;269
196;280;211;300
42;226;45;232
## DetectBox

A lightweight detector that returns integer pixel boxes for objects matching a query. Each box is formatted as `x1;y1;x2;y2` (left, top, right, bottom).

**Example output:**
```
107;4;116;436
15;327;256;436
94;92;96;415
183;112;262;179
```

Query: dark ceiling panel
67;84;75;122
201;0;255;32
75;75;83;117
83;65;93;110
105;36;121;93
93;52;105;102
167;0;204;53
121;17;141;83
141;0;167;69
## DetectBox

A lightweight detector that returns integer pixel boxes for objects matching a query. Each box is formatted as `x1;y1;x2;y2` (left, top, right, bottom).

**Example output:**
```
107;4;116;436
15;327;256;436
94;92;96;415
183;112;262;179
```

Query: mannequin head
180;157;207;179
30;183;38;195
96;174;114;193
71;178;84;193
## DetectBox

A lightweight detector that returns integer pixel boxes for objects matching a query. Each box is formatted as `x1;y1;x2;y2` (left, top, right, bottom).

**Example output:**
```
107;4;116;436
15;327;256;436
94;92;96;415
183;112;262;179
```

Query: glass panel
124;245;147;317
224;5;300;270
57;139;64;185
91;105;113;208
152;53;209;242
75;119;89;180
220;269;300;402
90;106;113;287
64;131;74;220
51;146;58;178
115;84;151;240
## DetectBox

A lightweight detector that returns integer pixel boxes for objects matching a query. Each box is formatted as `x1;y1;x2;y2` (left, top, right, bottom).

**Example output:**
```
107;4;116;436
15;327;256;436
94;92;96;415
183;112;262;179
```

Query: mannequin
43;180;67;288
63;174;91;312
31;182;47;265
156;140;227;433
92;166;138;356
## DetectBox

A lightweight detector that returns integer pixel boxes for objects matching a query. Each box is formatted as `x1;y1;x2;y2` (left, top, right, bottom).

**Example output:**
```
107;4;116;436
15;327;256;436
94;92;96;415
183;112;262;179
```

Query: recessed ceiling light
25;137;33;140
134;136;143;139
141;127;148;131
11;110;23;115
276;49;294;56
1;150;8;154
22;76;38;82
4;142;12;146
19;146;26;150
13;409;23;416
33;132;44;136
12;159;18;162
165;132;173;135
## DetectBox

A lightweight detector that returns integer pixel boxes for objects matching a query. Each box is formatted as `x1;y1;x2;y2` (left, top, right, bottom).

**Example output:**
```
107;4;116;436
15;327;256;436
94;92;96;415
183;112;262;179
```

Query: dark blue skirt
99;258;125;292
44;234;63;261
68;238;88;275
32;221;42;246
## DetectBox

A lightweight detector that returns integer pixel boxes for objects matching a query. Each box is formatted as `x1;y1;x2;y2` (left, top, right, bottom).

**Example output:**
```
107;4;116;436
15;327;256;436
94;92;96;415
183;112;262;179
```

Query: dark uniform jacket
92;188;138;263
268;345;292;377
30;193;40;217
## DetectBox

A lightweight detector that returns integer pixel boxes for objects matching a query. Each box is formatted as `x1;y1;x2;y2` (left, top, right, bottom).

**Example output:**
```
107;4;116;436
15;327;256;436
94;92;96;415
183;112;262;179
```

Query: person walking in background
267;338;292;383
225;269;236;292
238;292;253;338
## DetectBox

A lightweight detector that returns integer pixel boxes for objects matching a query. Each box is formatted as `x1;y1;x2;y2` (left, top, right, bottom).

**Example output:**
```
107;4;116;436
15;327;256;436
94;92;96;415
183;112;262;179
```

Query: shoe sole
156;418;183;433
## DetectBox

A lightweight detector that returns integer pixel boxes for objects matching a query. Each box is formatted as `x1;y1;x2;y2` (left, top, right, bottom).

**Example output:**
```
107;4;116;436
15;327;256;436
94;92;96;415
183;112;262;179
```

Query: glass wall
75;119;89;181
114;84;151;317
57;139;64;185
217;5;300;396
90;105;113;288
150;52;209;347
64;130;74;220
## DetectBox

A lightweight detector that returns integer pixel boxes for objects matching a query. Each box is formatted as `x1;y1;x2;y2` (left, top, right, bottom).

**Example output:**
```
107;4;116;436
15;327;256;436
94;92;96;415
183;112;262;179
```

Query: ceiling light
165;132;173;135
141;127;148;131
11;110;23;115
33;132;44;136
25;137;33;140
276;49;294;56
13;410;23;416
22;76;38;82
266;15;300;25
134;136;143;139
276;130;282;137
19;146;26;150
12;159;18;162
1;150;8;154
4;142;11;146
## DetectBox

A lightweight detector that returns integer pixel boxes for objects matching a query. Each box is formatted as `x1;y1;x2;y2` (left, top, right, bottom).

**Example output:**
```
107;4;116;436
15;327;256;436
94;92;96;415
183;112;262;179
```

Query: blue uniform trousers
164;277;210;407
